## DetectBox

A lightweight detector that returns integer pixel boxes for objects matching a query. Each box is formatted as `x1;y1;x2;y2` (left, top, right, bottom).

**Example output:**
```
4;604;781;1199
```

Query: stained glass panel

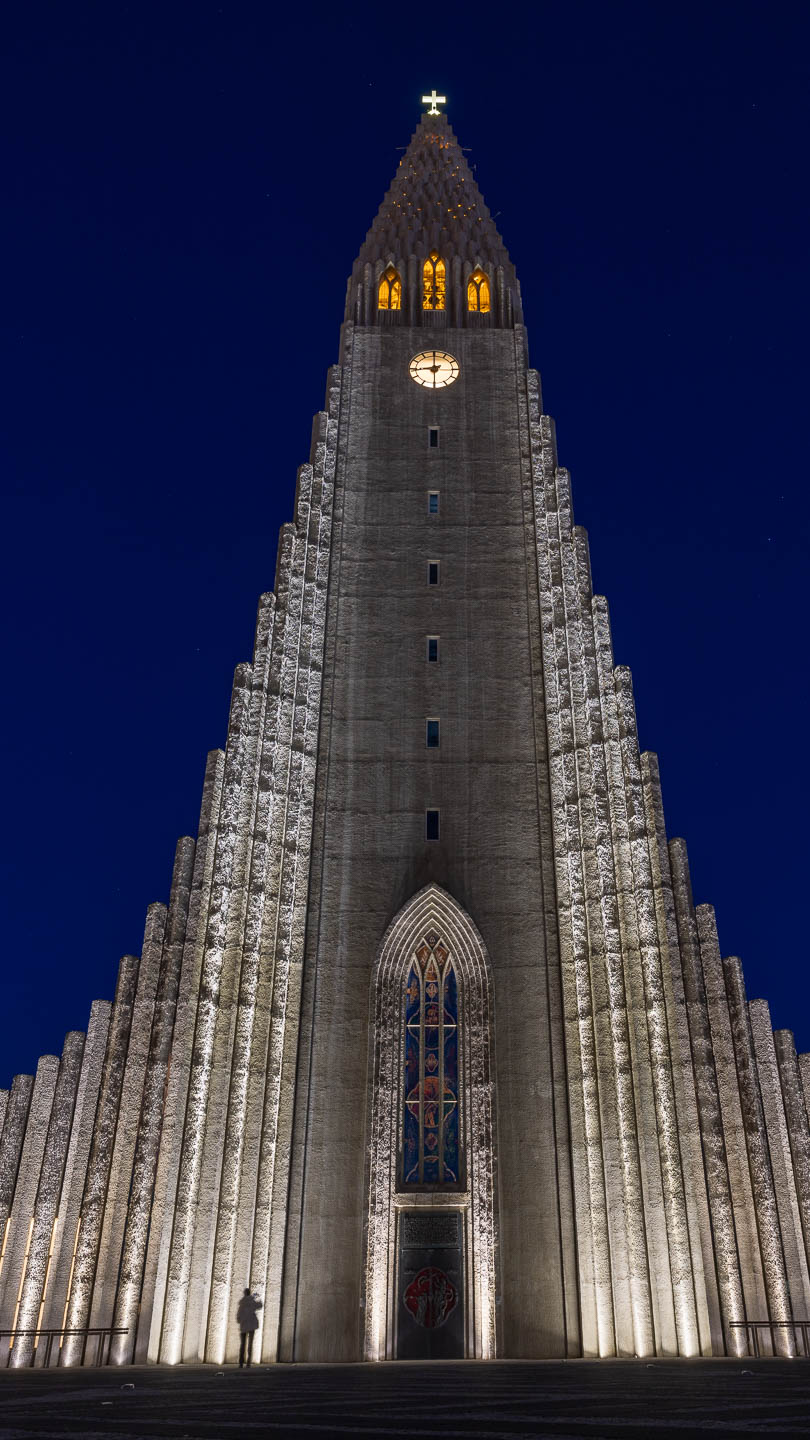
403;935;460;1185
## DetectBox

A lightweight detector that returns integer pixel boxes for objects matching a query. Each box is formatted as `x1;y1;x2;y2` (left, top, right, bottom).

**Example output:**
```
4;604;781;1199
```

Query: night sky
2;1;809;1088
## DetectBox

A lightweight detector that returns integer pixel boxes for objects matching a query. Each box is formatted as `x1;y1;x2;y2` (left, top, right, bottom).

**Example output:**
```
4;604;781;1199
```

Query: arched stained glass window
403;932;459;1185
422;252;446;311
467;269;491;313
378;265;402;311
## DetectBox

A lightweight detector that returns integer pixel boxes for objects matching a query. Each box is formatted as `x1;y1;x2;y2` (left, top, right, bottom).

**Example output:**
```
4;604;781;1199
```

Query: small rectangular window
428;561;439;586
425;808;440;841
427;635;439;663
428;427;439;449
426;718;440;749
427;490;439;515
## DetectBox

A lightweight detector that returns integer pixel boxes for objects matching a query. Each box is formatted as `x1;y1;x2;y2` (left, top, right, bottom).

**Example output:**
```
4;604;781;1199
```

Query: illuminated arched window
403;931;459;1184
422;252;446;311
378;265;402;311
467;269;491;313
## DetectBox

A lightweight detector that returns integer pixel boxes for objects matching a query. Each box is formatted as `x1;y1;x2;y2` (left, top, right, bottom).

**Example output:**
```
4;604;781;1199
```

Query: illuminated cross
422;90;446;116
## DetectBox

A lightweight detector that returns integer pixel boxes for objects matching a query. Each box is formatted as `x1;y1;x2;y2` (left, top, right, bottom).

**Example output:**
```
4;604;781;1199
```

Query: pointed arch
422;251;446;310
378;264;402;311
467;268;491;313
363;884;497;1360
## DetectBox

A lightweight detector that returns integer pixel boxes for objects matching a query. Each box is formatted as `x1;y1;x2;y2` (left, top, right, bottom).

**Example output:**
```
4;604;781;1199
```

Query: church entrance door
396;1211;464;1359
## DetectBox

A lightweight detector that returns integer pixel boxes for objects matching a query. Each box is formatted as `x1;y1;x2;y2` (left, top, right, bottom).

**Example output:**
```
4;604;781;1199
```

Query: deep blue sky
1;1;809;1087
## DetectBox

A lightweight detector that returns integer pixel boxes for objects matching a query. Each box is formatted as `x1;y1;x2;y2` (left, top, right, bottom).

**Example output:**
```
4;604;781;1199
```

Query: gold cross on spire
421;90;446;116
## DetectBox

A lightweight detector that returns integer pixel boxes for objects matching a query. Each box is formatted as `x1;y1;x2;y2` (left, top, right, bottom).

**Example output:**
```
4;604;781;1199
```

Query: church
1;98;809;1368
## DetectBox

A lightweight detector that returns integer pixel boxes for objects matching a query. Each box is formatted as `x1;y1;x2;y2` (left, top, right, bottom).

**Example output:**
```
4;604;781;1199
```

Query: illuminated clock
408;351;460;389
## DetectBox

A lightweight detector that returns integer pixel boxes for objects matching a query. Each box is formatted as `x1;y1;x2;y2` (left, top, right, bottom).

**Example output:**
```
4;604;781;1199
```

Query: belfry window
403;933;459;1184
378;265;402;311
422;252;446;311
467;269;491;313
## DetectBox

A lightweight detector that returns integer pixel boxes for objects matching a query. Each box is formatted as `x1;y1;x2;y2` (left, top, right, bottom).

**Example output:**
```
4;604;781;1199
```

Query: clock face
409;351;460;389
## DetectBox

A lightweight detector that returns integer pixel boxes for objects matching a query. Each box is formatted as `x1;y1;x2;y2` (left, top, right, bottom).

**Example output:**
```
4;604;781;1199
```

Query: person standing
236;1287;262;1367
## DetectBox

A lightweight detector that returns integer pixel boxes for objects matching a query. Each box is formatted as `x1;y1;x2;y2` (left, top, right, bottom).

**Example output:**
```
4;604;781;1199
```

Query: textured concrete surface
2;1362;810;1438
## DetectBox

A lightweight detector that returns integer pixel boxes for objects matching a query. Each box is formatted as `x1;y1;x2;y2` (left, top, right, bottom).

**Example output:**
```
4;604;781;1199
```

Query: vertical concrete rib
0;1074;34;1280
590;587;675;1354
0;1056;59;1336
528;392;611;1358
641;768;716;1355
749;1003;810;1314
668;840;744;1354
61;954;139;1366
10;1032;85;1367
143;749;224;1362
0;1093;7;1141
723;958;794;1355
204;592;276;1360
612;665;698;1355
517;359;578;1356
556;477;651;1357
253;382;340;1363
37;1001;111;1358
91;906;166;1331
160;666;253;1363
112;837;196;1364
697;908;768;1338
775;1031;810;1269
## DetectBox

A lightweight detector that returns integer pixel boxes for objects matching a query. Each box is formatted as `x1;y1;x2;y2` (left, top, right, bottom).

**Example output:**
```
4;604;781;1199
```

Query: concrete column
61;955;139;1366
0;1074;34;1291
775;1031;810;1268
555;477;651;1358
201;590;276;1353
641;777;717;1356
160;665;254;1363
10;1032;85;1367
697;908;768;1341
0;1093;7;1141
528;402;611;1358
90;906;166;1331
0;1057;58;1337
112;837;195;1364
142;750;224;1363
597;618;676;1356
669;842;744;1355
750;1004;810;1314
613;666;699;1356
723;958;794;1356
252;391;340;1364
36;1001;110;1359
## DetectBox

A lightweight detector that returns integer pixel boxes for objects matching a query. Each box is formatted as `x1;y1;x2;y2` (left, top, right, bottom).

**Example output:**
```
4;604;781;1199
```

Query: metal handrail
0;1326;128;1368
729;1319;810;1357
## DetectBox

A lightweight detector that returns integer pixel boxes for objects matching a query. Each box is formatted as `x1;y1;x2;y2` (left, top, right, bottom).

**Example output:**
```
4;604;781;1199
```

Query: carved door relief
397;1211;464;1359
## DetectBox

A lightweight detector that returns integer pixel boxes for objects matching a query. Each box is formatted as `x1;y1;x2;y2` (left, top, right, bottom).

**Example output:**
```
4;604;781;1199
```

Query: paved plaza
1;1360;810;1439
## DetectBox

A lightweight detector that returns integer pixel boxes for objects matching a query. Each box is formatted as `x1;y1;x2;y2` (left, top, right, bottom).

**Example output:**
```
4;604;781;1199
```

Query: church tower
2;100;810;1368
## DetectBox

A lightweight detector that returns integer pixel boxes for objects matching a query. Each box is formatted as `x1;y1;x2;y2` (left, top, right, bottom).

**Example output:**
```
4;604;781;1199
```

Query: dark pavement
1;1360;810;1439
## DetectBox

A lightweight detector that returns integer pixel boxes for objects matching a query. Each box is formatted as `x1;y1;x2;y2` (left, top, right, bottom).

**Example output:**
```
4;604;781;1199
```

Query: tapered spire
345;110;522;328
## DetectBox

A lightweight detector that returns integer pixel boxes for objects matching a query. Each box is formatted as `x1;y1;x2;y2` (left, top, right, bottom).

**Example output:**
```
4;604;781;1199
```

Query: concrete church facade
2;103;810;1368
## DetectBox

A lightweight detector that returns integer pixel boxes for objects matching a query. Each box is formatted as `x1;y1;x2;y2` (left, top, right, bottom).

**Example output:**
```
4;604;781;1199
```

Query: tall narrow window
428;427;439;449
425;808;440;840
427;635;439;663
426;718;440;748
427;490;439;515
403;932;459;1184
378;265;402;311
467;269;491;313
428;560;440;586
422;251;446;310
